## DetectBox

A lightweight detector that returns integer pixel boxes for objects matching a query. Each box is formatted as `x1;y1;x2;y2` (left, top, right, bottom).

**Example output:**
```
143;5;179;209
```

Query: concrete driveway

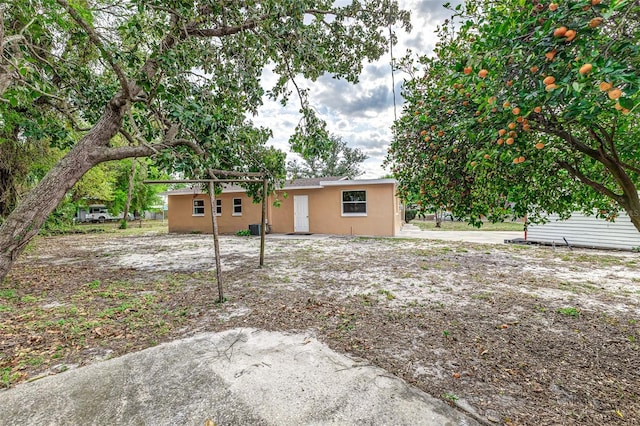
397;224;523;244
0;328;479;426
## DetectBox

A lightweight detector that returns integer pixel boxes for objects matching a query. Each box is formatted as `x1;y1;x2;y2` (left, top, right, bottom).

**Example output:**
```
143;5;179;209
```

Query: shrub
405;209;418;222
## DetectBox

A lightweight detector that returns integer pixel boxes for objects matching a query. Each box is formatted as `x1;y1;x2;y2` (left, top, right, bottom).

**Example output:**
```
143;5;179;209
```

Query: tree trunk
122;159;137;223
0;104;126;282
621;193;640;234
435;209;442;228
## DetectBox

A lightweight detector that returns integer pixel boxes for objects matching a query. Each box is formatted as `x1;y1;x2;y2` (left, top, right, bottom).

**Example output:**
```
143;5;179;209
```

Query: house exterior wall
526;211;640;250
167;181;401;237
269;182;399;236
167;192;263;234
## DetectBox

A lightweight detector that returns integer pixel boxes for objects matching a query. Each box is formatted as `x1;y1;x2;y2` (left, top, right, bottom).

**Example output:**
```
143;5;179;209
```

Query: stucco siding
268;184;397;236
526;211;640;250
168;193;263;234
167;181;399;237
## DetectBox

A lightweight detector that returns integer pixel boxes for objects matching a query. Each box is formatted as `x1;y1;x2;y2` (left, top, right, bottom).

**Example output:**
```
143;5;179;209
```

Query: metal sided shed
526;211;640;250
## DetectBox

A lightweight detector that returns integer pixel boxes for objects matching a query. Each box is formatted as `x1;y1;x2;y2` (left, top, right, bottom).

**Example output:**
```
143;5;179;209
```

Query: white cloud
252;1;456;178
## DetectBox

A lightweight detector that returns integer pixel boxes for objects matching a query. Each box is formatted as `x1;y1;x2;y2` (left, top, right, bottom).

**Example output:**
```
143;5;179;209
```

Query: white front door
294;195;309;233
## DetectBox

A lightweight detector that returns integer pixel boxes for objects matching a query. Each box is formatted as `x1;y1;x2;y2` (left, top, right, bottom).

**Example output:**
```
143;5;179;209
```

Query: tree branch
56;0;131;101
558;160;623;203
185;16;266;38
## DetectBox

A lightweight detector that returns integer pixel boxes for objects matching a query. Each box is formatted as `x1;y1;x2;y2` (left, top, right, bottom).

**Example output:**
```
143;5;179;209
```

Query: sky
252;1;461;179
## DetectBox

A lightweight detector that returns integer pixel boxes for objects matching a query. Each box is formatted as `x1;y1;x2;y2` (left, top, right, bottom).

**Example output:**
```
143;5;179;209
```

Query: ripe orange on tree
589;17;603;28
478;69;488;78
608;88;622;100
564;29;576;42
599;81;612;91
553;26;567;37
579;64;592;75
543;76;555;85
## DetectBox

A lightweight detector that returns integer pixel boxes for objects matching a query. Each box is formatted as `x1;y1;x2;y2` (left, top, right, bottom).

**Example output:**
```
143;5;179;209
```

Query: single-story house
526;211;640;250
165;177;402;237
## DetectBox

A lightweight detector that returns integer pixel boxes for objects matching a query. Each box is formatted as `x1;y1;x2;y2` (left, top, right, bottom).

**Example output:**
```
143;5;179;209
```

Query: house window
216;199;222;216
342;190;367;216
233;198;242;216
193;199;205;216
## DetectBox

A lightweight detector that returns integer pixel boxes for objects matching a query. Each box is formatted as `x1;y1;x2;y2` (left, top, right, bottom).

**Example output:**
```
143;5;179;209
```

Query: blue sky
253;1;461;178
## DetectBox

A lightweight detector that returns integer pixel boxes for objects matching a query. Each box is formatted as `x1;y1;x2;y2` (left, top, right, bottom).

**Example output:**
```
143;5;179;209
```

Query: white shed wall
526;212;640;250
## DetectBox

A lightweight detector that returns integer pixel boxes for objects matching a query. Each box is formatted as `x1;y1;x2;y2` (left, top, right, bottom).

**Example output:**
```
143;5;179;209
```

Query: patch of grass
0;289;17;300
557;307;580;317
20;295;38;304
1;367;21;388
471;292;493;301
358;294;376;306
411;219;524;232
86;280;101;289
442;392;459;402
376;289;396;300
559;253;630;267
337;312;356;332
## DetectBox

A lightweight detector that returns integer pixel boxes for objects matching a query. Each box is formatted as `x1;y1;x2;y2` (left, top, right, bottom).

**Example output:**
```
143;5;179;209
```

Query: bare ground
1;228;639;425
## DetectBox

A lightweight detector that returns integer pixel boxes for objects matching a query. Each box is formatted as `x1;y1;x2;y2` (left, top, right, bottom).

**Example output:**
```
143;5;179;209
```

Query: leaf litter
1;231;639;425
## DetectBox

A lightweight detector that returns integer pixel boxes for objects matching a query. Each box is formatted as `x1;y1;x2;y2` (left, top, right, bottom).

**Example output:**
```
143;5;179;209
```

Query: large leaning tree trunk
0;1;410;282
0;99;152;280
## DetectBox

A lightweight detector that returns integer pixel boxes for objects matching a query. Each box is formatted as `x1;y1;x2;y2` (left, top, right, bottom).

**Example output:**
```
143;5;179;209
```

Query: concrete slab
0;328;478;426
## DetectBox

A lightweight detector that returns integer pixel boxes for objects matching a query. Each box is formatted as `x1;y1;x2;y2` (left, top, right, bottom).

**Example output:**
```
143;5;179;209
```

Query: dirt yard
1;228;639;425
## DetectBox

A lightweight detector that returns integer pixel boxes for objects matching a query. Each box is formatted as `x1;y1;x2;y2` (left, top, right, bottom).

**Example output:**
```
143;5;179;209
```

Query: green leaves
387;0;640;229
0;0;409;224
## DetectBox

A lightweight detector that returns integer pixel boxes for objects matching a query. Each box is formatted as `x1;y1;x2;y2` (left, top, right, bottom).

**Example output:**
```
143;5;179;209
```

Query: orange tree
386;0;640;230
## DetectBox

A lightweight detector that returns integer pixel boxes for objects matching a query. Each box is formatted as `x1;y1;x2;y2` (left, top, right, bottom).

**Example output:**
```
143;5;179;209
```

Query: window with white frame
233;198;242;216
216;199;222;216
193;199;205;216
342;190;367;216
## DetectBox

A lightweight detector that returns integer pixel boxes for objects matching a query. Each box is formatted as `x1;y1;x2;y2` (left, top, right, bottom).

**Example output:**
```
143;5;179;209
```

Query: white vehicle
81;205;132;223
